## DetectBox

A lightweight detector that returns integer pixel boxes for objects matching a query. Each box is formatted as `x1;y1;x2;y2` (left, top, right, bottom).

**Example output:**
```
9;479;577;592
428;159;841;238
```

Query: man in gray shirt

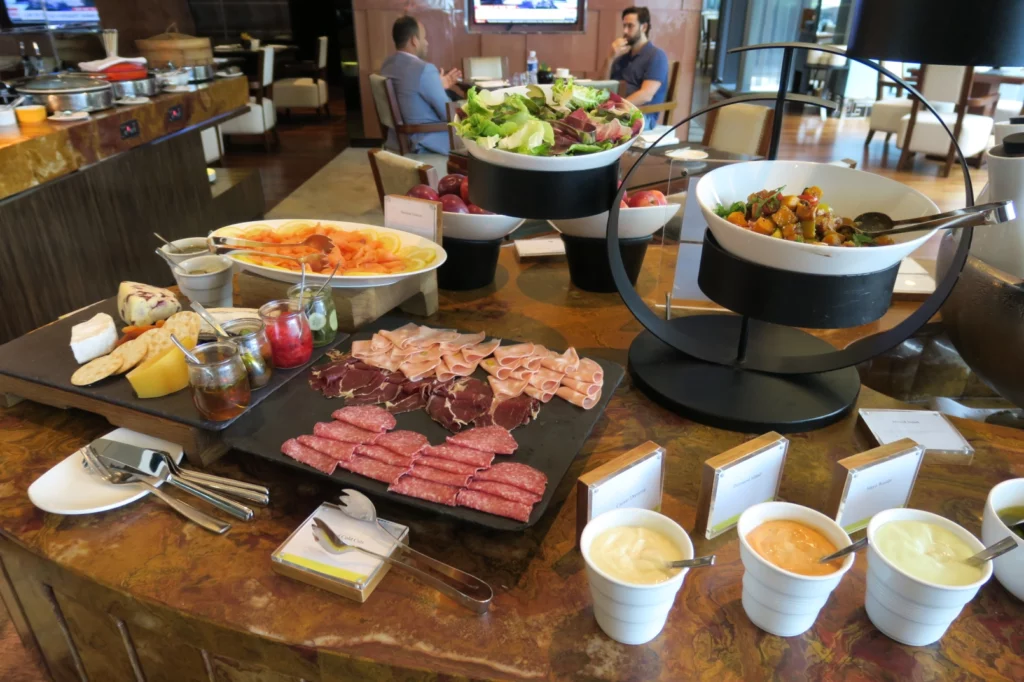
380;16;462;154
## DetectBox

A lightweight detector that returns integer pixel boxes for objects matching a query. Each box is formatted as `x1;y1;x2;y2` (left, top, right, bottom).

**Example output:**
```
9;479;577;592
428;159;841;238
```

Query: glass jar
287;283;338;347
221;318;273;389
258;299;313;368
187;342;251;421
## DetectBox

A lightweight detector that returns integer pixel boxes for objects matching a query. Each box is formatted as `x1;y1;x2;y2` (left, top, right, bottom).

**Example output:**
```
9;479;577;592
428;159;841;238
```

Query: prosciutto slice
566;357;603;384
556;386;601;410
561;377;601;396
529;368;563;392
480;358;513;380
541;347;580;373
462;338;501;363
493;343;535;367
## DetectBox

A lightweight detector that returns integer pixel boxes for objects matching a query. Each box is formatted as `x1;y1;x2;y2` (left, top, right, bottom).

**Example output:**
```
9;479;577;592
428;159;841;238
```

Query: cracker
71;355;122;386
110;338;147;374
164;311;201;342
139;328;174;362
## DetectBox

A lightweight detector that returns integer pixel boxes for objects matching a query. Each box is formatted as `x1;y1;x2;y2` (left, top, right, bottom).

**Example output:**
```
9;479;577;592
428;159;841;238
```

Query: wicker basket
135;24;212;67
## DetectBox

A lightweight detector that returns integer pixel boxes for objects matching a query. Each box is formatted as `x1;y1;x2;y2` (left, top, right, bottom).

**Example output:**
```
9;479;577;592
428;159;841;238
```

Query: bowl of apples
547;189;680;238
408;174;525;241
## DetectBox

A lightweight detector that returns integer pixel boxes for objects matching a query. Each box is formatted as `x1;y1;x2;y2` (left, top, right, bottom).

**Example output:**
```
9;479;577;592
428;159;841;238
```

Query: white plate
114;96;150;106
48;111;89;122
665;148;709;161
216;71;245;79
548;203;681;239
442;211;525;240
211;219;447;288
27;428;183;515
458;84;638;172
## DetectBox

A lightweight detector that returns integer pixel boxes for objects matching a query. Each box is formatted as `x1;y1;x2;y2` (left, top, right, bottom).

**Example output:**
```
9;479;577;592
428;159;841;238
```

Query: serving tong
852;200;1015;237
207;234;335;253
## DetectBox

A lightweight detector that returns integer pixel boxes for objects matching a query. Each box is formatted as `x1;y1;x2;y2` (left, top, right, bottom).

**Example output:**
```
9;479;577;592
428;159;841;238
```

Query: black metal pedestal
628;316;860;433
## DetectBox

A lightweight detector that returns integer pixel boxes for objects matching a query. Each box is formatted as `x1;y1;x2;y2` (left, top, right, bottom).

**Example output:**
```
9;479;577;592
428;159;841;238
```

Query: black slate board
0;297;350;431
221;314;624;530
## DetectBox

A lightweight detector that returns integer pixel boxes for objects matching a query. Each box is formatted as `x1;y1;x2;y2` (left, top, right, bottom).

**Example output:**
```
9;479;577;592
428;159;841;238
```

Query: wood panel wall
353;0;702;139
93;0;196;57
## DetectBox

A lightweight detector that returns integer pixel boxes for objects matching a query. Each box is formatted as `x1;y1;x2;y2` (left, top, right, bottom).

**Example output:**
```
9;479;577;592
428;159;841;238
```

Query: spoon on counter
190;301;230;339
169;333;201;364
154;232;184;253
964;536;1019;567
853;200;1014;238
819;536;868;564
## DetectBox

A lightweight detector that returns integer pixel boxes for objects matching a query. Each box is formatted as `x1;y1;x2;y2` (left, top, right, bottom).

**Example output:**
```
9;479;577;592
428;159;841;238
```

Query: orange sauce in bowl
747;520;844;576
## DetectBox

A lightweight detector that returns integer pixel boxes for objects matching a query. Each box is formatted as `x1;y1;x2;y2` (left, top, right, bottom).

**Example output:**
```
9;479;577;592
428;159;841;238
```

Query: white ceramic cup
174;255;234;308
0;106;17;127
737;501;855;637
249;38;261;50
866;508;992;647
981;478;1024;601
555;67;570;79
580;508;694;645
161;237;210;266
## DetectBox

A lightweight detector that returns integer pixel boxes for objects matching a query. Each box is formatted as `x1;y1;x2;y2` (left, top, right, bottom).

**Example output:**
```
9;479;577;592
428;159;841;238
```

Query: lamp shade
848;0;1024;66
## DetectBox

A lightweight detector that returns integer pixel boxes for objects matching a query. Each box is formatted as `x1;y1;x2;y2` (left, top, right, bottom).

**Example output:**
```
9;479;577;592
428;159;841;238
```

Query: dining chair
200;126;223;164
638;60;680;126
274;35;330;117
804;46;848;118
220;46;279;152
867;64;952;152
463;56;508;82
701;103;774;157
369;73;449;156
367;148;439;210
897;65;997;176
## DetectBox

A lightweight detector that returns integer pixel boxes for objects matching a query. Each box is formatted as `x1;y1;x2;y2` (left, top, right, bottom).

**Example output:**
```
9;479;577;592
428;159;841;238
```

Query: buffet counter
1;246;1021;682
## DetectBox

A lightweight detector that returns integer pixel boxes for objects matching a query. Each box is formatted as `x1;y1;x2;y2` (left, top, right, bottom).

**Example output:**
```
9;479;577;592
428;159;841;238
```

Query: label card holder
825;438;924;534
858;409;973;465
694;432;788;540
576;441;665;545
383;195;442;244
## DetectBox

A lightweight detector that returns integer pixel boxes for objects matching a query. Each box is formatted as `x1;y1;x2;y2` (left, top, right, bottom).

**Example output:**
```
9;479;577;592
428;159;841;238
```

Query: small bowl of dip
580;508;694;645
981;478;1024;601
737;501;854;637
161;237;212;266
866;508;992;646
174;255;234;308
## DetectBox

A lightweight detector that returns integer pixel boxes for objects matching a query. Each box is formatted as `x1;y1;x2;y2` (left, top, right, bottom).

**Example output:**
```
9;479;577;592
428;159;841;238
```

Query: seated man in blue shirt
602;6;669;130
380;15;462;154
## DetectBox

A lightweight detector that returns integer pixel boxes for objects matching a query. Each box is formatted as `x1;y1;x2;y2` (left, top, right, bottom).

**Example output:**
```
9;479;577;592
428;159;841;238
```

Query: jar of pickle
221;318;273;389
187;342;252;422
287;283;338;347
258;299;313;368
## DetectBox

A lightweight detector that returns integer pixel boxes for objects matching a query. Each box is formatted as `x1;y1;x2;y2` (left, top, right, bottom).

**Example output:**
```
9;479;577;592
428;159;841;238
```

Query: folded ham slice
435;366;456;382
488;376;529;399
566;357;603;384
523;355;543;371
400;358;440;381
439;332;486;354
369;334;393;352
556;385;601;410
561;376;601;396
529;368;563;392
541;347;580;373
350;339;375;357
462;338;501;363
508;366;536;382
480;357;513;380
494;343;535;367
442;352;477;377
524;384;555;403
378;323;421;349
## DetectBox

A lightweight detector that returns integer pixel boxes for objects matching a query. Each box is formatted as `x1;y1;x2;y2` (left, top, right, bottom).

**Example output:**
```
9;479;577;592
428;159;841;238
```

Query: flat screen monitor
5;1;100;26
467;1;586;34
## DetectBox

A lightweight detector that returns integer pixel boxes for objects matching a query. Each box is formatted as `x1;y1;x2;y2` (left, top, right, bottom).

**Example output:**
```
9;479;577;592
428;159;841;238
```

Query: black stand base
437;237;502;291
628;316;860;433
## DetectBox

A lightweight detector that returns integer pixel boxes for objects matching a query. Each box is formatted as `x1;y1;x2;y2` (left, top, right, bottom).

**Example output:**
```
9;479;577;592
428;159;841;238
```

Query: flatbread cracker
138;328;174;362
110;339;147;374
164;311;201;343
71;355;122;386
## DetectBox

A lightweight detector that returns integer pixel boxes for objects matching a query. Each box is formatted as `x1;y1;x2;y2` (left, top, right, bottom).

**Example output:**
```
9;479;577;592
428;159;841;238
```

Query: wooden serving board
222;315;624;531
0;297;349;465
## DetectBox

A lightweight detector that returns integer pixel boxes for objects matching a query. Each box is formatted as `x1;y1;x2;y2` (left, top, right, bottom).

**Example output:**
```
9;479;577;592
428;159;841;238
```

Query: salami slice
447;425;518;455
281;439;337;475
561;377;601;396
337;455;405;484
480;358;513;380
407;465;473;488
389;475;459;506
297;435;358;462
456;489;531;522
416;456;483;475
422;443;495;468
556;386;601;410
472;462;547;495
331;405;397;433
467;479;543;505
314;420;381;444
353;444;417;468
374;430;429;457
462;338;502;363
494;343;535;367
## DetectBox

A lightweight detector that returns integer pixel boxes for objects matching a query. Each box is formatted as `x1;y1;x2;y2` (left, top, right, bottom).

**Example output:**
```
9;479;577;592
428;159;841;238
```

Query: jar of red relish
258;299;313;368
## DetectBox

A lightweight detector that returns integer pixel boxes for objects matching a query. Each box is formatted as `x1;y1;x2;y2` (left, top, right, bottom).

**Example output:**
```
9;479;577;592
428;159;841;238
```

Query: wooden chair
367;148;439;210
274;35;330;117
220;46;279;152
446;100;468;175
701;103;774;157
638;60;680;126
369;73;449;156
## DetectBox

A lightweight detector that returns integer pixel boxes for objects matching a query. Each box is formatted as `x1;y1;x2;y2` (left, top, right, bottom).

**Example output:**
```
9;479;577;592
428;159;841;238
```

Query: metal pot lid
19;75;112;94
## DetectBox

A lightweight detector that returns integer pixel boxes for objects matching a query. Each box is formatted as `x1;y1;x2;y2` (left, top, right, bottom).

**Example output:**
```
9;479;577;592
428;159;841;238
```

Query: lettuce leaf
565;141;615;155
497;120;554;154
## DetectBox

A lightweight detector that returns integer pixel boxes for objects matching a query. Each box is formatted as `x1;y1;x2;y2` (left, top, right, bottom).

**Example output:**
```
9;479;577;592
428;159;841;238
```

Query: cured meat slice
404;347;443;364
378;323;421;348
473;462;547;495
353;444;417;468
425;377;493;432
313;421;381;444
475;394;540;430
442;352;477;376
467;479;543;505
480;358;513;380
337;455;405;484
281;438;337;475
523;355;543;371
561;377;601;396
332;405;396;432
346;372;404;406
297;435;358;462
369;334;393;352
415;456;482;475
487;376;529;399
400;358;440;381
422;443;495;468
386;390;427;414
406;464;473;488
389;475;459;506
462;338;502;363
494;343;535;367
439;331;486;354
350;339;375;358
447;425;518;455
529;368;563;392
436;366;456;382
314;360;383;399
508;367;536;382
541;347;580;374
566;357;603;385
403;326;458;349
524;384;555;403
456;489;531;522
556;386;601;410
374;430;429;457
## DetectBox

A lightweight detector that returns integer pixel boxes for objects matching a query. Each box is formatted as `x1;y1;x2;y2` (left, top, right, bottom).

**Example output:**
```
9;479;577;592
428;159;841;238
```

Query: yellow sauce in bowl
746;520;843;576
589;526;685;585
874;520;984;586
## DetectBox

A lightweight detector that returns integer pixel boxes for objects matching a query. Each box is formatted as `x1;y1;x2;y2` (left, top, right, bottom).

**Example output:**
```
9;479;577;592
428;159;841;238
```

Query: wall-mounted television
4;0;100;27
467;1;586;35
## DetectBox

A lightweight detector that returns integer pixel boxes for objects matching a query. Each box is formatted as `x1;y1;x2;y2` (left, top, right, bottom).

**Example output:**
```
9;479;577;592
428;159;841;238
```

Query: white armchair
220;46;279;152
275;36;330;117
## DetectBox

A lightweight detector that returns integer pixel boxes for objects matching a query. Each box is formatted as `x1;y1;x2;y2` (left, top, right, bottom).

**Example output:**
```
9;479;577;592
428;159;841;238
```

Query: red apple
460;176;471;204
438;174;466;196
619;200;629;209
468;203;493;215
406;184;439;202
627;189;668;208
440;194;469;214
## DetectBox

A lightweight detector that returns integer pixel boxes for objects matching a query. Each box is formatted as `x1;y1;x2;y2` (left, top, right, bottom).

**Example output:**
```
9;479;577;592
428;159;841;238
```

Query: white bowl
161;237;210;265
548;203;681;239
442;211;525;241
695;161;941;275
981;478;1024;601
737;502;855;637
866;508;992;646
174;255;234;308
580;508;694;645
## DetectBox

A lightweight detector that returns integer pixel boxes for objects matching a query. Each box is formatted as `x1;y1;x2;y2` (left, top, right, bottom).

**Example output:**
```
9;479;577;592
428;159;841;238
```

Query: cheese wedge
117;282;181;326
70;313;117;364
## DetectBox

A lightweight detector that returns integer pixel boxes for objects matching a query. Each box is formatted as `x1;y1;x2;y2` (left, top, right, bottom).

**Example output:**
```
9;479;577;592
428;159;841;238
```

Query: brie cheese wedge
70;313;118;364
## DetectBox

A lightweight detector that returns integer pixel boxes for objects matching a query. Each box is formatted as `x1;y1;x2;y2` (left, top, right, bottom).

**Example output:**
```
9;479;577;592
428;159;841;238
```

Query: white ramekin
160;237;212;265
981;478;1024;601
174;255;234;308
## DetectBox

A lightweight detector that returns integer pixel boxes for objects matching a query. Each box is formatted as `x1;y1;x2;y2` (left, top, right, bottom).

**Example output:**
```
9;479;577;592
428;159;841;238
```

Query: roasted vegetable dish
714;186;895;247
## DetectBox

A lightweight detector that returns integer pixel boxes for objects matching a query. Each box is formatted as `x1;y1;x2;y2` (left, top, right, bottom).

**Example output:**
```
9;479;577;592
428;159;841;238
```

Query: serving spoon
154;232;184;253
819;536;868;564
208;233;335;253
169;333;201;365
853;200;1014;237
664;555;716;569
964;536;1019;567
209;248;328;271
190;301;230;339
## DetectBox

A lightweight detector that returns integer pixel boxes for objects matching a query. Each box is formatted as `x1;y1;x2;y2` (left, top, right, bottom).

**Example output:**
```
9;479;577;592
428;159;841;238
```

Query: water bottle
526;50;538;85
